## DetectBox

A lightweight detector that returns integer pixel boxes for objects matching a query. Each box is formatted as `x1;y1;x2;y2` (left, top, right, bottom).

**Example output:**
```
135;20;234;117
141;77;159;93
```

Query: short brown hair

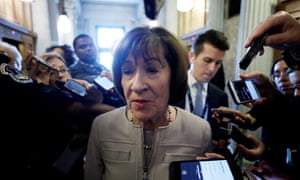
112;26;189;105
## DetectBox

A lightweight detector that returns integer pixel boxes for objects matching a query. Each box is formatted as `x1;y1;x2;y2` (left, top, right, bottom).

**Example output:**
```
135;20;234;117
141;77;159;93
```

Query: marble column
235;0;277;78
207;0;225;31
235;0;277;169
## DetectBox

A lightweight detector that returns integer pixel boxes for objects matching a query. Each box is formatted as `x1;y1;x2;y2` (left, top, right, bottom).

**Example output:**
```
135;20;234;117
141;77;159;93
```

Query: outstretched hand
196;152;225;160
244;11;300;51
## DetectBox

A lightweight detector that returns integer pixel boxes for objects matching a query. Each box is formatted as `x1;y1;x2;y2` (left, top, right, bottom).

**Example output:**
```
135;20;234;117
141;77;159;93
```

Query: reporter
237;73;299;180
42;52;103;104
239;10;300;180
288;69;300;96
1;42;79;179
46;44;78;67
0;41;114;180
24;51;57;84
270;56;294;96
244;11;300;51
241;125;296;180
43;52;114;179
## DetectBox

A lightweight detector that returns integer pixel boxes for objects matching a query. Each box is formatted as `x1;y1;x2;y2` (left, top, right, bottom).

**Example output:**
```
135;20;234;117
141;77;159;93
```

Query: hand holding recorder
244;11;300;51
239;33;268;70
239;72;278;103
212;106;254;128
244;11;300;71
55;79;104;103
227;79;261;105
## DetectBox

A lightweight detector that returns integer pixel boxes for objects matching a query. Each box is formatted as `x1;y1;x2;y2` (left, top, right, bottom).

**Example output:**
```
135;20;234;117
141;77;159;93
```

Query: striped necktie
193;83;204;117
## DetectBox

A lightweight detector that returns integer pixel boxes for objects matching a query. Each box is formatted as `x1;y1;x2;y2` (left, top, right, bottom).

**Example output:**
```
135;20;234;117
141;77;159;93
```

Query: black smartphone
230;126;253;149
169;159;237;180
227;80;261;104
55;79;86;97
239;33;268;70
33;55;56;70
218;126;253;149
211;108;235;119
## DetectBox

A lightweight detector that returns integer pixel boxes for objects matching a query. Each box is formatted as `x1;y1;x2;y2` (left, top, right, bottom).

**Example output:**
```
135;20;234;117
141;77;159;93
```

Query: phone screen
56;80;86;97
93;76;114;90
227;80;260;104
169;159;235;180
64;79;86;97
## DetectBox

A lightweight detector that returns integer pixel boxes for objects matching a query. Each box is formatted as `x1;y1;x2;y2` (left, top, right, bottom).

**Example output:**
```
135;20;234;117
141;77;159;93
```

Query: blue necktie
193;83;203;117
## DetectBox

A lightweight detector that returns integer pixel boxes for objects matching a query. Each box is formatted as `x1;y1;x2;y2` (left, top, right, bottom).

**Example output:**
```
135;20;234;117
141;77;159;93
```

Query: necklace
127;106;174;125
126;106;176;180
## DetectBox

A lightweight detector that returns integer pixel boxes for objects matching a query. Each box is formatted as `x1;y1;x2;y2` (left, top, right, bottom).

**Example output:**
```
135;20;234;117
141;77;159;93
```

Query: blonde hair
40;52;66;64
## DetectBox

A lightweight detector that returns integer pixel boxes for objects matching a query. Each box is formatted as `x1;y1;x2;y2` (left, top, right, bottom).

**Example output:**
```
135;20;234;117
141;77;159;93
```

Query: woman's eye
147;67;159;73
121;68;133;75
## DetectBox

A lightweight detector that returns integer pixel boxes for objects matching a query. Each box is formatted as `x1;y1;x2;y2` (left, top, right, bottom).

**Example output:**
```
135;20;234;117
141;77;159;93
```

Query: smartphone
219;125;253;149
55;79;86;97
211;108;235;119
93;76;114;90
33;55;56;70
239;33;268;70
227;80;261;104
169;159;237;180
230;126;253;149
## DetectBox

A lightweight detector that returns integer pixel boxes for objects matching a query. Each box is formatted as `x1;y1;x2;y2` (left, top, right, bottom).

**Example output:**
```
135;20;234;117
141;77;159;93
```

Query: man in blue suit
184;29;230;155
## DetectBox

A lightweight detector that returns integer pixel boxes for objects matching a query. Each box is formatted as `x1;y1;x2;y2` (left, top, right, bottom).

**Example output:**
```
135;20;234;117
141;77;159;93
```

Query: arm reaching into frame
244;11;300;51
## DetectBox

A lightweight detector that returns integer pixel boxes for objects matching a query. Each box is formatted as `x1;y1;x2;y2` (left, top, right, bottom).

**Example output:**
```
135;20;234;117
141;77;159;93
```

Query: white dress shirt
185;70;208;119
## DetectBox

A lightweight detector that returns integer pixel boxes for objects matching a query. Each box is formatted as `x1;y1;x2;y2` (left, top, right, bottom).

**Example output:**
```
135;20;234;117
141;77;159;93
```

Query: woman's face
47;57;71;86
121;53;171;122
272;60;293;95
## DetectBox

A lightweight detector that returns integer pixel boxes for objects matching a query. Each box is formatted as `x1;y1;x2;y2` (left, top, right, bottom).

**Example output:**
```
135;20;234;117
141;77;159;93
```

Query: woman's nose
131;71;147;92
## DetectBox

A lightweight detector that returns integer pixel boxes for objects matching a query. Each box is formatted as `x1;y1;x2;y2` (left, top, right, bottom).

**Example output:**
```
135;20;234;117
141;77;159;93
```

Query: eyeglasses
32;57;56;72
57;67;70;74
289;83;300;90
272;71;289;79
50;67;70;75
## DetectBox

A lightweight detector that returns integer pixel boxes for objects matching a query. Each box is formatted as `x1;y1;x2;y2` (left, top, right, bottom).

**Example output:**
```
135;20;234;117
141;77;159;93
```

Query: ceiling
79;0;140;5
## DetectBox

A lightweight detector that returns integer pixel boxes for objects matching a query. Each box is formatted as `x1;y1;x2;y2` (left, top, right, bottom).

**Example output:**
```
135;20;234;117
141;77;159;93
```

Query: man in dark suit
184;29;230;155
70;34;125;107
